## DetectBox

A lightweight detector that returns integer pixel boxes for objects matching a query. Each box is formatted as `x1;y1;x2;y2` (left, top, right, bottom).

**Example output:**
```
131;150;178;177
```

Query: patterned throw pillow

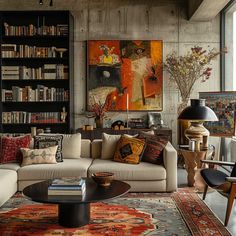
113;135;146;164
34;135;63;162
1;135;32;164
138;133;168;165
21;146;58;167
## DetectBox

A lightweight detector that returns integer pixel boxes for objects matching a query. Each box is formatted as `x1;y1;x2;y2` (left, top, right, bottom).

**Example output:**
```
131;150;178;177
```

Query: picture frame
87;40;163;111
199;91;236;137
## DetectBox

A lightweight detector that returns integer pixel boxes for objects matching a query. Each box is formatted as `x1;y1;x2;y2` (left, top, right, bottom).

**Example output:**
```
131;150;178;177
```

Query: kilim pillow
34;135;63;162
138;133;168;165
113;135;145;164
1;135;32;164
21;146;58;167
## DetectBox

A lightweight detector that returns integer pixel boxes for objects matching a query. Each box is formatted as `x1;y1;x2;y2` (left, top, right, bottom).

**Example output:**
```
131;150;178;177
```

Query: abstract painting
87;40;163;111
199;91;236;137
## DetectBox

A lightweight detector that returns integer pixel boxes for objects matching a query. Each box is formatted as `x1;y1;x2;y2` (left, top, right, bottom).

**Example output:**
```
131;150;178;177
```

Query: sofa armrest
91;139;102;159
163;142;177;192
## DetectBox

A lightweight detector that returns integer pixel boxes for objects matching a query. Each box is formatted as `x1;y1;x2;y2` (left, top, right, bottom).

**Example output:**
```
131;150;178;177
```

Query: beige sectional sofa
0;135;177;207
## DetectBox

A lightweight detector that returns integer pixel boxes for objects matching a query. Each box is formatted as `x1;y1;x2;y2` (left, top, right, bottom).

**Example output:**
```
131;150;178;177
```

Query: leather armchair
200;160;236;226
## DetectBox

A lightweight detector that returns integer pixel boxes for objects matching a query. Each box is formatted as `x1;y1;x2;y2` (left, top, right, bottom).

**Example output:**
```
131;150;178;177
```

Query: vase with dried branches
165;46;226;114
89;93;113;128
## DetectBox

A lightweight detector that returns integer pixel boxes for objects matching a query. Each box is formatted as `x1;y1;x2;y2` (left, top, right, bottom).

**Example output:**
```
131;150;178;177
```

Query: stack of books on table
48;177;85;196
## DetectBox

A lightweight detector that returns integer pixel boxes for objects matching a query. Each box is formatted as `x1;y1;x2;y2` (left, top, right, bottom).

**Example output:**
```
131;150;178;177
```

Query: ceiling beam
188;0;231;21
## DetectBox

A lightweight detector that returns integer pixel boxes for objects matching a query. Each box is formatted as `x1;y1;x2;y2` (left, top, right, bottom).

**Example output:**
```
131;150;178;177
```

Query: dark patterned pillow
113;135;146;164
34;135;63;162
138;133;168;165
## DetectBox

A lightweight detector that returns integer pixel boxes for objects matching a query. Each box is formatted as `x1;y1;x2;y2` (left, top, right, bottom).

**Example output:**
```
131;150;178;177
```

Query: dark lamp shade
178;99;218;121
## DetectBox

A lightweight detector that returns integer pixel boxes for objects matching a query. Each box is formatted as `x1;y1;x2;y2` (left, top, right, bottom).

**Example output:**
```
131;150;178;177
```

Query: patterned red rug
172;188;231;236
0;189;231;236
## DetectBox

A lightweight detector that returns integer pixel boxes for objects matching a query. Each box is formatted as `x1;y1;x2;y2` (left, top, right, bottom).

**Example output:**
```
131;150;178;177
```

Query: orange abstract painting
87;40;163;111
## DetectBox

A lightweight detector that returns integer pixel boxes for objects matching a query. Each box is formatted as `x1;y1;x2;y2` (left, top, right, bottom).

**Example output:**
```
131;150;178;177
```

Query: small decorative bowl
92;172;114;187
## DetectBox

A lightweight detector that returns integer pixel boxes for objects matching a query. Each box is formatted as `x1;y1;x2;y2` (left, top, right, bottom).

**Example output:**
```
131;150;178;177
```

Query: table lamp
178;99;218;151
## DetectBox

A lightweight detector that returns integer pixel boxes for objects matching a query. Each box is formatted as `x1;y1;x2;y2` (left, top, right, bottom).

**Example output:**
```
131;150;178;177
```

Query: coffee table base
58;203;90;228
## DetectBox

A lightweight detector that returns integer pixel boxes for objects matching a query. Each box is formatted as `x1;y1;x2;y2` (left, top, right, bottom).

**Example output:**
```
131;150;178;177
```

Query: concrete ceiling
188;0;231;21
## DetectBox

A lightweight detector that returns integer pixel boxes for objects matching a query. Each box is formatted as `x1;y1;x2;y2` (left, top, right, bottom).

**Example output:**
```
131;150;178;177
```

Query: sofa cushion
101;133;121;160
34;133;82;159
21;146;58;167
101;133;141;160
34;135;63;162
62;133;81;159
138;133;168;165
0;163;21;171
1;135;32;164
18;158;93;181
113;135;145;164
88;159;166;181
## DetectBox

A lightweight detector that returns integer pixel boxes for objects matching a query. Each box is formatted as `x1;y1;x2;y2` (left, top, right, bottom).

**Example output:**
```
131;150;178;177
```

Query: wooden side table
179;146;214;189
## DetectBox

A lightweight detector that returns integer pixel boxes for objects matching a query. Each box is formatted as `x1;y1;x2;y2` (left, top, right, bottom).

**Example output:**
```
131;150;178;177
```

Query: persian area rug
0;190;231;236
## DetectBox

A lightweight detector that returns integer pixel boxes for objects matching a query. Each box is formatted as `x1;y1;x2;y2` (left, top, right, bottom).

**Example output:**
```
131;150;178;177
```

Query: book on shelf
4;22;69;36
1;85;69;102
2;65;68;80
2;111;64;124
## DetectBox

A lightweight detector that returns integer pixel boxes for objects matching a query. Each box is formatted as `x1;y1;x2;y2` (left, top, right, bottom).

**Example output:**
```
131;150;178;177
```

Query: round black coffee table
23;178;130;228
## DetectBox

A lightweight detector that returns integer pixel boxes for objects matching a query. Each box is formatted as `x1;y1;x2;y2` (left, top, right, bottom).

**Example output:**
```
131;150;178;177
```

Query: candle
126;93;129;111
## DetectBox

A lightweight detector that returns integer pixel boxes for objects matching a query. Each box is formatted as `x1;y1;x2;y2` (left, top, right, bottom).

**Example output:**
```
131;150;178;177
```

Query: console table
76;128;172;143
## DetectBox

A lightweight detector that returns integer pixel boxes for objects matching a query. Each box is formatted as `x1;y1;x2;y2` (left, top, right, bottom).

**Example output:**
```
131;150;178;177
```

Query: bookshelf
0;11;74;134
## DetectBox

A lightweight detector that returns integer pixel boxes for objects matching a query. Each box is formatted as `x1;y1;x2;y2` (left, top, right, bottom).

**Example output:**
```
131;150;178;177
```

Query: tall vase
95;117;103;129
178;98;190;145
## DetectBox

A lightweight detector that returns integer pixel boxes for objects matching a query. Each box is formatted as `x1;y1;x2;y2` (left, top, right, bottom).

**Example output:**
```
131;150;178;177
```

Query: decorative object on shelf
31;127;37;137
36;129;44;135
60;107;67;123
54;48;67;58
87;40;163;111
129;118;146;128
111;120;125;130
148;112;162;129
91;172;114;187
45;127;51;133
178;99;218;151
199;91;236;137
165;46;227;115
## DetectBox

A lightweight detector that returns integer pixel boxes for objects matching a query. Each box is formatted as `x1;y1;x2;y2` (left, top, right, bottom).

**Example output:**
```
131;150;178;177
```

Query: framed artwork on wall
87;40;163;111
199;91;236;137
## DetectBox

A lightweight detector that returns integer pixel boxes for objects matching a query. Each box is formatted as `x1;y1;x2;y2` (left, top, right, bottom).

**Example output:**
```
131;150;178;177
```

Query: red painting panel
87;40;163;111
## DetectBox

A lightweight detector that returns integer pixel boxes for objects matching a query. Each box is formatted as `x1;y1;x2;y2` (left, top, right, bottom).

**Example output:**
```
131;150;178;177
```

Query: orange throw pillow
113;135;145;164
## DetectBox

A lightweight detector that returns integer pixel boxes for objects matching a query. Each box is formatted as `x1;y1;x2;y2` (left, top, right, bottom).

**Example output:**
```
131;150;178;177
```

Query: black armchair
200;160;236;226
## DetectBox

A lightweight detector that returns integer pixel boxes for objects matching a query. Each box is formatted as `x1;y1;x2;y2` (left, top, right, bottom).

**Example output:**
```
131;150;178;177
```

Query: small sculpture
61;107;67;123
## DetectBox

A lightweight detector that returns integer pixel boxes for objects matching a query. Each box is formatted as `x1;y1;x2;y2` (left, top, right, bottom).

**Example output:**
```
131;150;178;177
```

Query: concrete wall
0;0;221;147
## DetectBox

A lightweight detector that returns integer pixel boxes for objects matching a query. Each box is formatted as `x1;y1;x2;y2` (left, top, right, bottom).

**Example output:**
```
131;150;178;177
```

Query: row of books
48;177;86;196
2;65;68;80
2;86;69;102
4;22;68;36
2;111;65;124
2;44;58;58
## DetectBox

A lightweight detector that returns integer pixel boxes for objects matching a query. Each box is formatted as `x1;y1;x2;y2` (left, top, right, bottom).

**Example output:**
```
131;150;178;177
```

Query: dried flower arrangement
89;92;113;119
165;46;226;113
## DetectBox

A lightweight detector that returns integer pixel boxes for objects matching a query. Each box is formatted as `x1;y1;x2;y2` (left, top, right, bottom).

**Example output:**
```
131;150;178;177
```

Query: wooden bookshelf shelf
0;11;74;134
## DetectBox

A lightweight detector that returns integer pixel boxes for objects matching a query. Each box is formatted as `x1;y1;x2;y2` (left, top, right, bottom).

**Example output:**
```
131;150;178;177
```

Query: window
222;0;236;90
